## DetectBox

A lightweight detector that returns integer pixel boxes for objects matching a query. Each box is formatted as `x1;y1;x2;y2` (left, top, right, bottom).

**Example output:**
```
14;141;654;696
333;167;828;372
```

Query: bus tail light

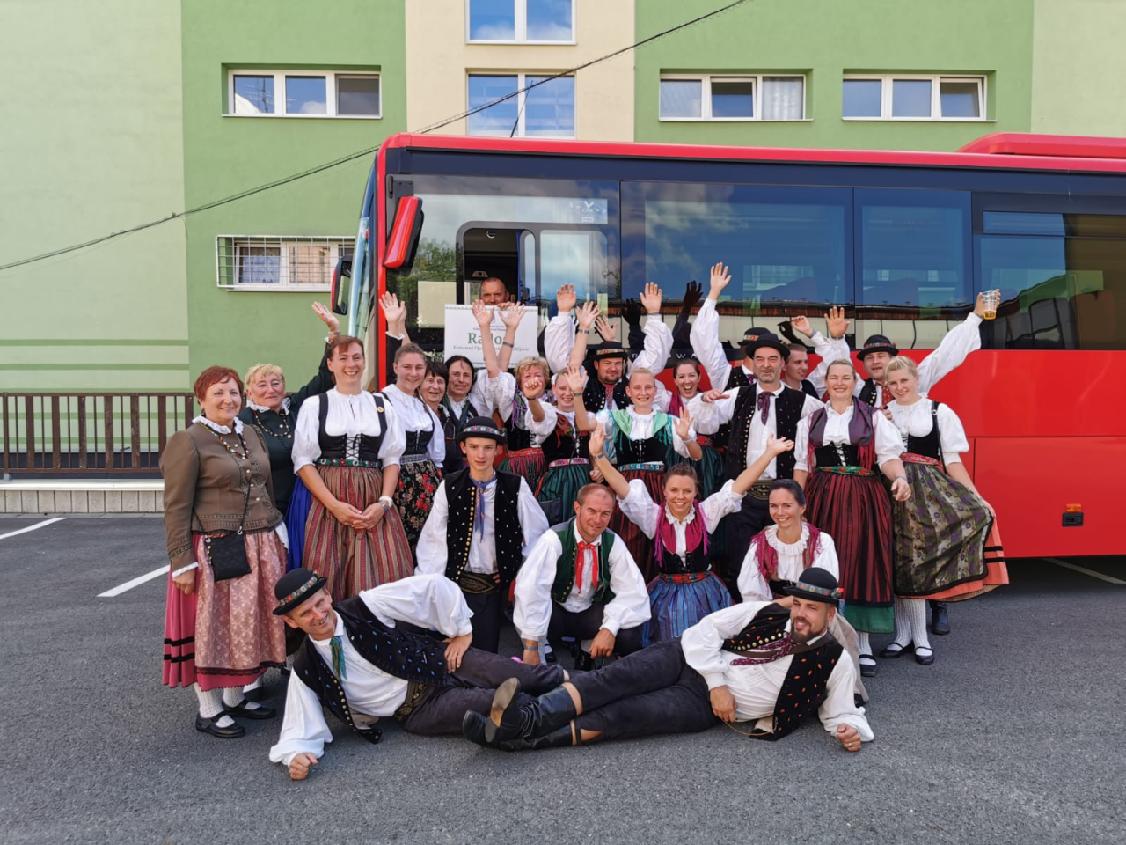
384;195;423;270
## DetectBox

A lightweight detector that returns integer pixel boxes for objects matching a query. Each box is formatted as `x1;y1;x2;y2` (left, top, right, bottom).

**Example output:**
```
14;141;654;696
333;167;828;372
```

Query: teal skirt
535;459;591;526
692;444;726;499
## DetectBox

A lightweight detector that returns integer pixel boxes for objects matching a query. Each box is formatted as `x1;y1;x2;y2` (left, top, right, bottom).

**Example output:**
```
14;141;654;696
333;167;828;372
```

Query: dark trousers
463;589;505;653
569;639;715;741
717;495;771;600
547;603;644;660
401;648;566;736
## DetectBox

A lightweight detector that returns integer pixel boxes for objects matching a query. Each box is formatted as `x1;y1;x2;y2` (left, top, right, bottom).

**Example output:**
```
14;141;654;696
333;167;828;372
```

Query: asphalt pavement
0;516;1123;845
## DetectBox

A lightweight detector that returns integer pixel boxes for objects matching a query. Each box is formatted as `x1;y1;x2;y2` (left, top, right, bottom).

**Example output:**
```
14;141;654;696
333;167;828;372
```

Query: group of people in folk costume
159;265;1006;775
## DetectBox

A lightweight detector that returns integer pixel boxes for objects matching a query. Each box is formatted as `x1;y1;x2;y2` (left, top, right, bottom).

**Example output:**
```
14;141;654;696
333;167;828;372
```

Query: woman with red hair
160;366;287;738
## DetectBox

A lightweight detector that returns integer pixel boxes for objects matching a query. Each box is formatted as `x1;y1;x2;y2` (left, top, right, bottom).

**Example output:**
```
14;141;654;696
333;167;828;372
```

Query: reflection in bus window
621;182;848;311
539;230;609;306
980;212;1126;350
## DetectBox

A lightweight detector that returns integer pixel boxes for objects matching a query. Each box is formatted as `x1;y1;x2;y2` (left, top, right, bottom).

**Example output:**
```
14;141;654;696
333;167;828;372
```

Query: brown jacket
160;422;283;569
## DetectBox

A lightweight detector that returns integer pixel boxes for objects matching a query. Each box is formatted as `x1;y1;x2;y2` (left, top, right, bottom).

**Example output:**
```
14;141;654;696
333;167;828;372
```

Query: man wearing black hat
544;283;674;414
415;417;549;652
464;568;870;751
689;323;824;595
267;568;568;780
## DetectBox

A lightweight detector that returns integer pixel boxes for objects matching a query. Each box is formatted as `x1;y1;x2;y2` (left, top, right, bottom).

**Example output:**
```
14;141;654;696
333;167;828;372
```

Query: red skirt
500;446;546;492
163;528;287;690
610;466;664;581
806;469;894;634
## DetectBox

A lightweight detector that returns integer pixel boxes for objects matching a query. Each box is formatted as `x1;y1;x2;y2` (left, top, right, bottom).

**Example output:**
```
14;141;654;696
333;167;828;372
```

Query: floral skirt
535;459;591;526
644;571;731;645
396;458;441;548
806;470;894;634
304;466;414;601
609;467;664;581
500;446;546;493
893;461;1005;599
162;527;287;690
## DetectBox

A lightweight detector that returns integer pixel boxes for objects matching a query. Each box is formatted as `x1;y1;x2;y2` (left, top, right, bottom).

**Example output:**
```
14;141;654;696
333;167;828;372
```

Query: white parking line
98;565;170;598
0;517;64;541
1044;557;1126;586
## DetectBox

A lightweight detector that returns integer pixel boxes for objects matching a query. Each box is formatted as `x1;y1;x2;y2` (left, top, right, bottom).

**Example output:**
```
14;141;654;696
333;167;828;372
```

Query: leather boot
489;683;578;743
930;601;951;636
494;724;575;752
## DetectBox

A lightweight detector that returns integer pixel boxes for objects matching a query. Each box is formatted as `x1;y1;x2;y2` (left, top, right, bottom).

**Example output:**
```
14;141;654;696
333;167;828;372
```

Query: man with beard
463;567;870;752
688;332;823;595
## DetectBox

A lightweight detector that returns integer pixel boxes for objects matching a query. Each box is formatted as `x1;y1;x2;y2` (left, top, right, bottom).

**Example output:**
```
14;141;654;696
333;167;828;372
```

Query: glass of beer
981;289;1001;320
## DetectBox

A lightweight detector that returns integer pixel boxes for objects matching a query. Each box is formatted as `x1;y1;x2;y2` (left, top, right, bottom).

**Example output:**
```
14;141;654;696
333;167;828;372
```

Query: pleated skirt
806;470;894;633
692;444;726;500
535;459;591;526
610;468;664;581
500;446;546;493
305;466;414;601
644;571;731;645
162;528;287;690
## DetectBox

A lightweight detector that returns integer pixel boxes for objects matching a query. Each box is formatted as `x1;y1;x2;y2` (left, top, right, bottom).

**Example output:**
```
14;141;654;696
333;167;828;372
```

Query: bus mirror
384;195;423;270
331;257;352;315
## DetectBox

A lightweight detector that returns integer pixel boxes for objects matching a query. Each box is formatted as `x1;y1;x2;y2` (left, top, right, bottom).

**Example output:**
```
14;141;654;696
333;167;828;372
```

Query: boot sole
486;678;521;743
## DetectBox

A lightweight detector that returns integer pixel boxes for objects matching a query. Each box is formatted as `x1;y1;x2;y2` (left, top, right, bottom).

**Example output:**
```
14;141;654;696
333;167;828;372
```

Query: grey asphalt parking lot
0;516;1123;845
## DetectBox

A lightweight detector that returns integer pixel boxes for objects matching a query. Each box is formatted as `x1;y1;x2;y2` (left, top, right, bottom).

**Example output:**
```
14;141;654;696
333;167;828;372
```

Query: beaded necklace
251;407;292;440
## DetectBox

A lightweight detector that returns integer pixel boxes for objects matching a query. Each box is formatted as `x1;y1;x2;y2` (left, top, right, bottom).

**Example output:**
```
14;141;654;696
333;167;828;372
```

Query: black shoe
914;646;936;666
490;684;578;744
494;725;575;752
224;700;276;720
575;652;595;672
878;643;913;659
195;714;245;738
931;601;951;636
859;654;877;678
462;711;491;747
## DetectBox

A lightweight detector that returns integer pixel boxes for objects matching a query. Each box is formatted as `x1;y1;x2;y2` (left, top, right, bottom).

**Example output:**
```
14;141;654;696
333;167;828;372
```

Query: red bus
337;132;1126;559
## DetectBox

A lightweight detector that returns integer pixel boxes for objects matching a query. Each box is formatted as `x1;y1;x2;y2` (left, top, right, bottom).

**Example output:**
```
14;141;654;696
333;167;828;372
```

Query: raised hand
557;284;577;314
471;298;492;329
379;292;406;331
765;434;795;455
639;282;663;315
622;298;642;328
499;301;525;329
564;364;586;395
675;407;693;441
312;301;341;336
576;300;599;332
709;262;732;298
595;315;618;342
682;280;703;311
791;315;813;338
825;306;850;340
588;424;606;458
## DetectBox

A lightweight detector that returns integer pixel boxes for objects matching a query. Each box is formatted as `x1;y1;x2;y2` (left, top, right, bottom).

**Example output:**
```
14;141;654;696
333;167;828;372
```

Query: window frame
465;0;576;45
216;235;354;292
465;72;576;138
658;73;807;122
226;70;382;119
842;74;986;122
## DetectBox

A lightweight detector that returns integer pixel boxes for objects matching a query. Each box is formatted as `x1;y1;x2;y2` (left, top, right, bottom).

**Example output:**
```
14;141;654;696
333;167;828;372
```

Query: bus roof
382;132;1126;175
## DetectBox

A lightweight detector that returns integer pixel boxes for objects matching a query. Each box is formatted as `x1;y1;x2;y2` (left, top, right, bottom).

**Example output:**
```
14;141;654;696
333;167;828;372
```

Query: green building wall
0;0;188;392
633;0;1035;151
179;0;406;387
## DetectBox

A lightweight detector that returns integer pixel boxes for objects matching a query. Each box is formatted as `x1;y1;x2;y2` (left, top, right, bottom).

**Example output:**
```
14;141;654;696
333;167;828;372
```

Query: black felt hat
859;334;898;360
591;341;629;362
457;416;507;444
742;331;790;360
743;326;770;343
784;567;843;605
273;567;327;615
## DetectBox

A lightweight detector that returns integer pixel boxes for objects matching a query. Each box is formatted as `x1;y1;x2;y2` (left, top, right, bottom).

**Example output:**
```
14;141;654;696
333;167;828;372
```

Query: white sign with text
443;305;539;368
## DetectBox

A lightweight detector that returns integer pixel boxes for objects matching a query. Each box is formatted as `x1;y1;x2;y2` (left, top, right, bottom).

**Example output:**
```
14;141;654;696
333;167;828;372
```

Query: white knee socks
857;632;872;656
194;684;235;728
905;598;931;652
892;599;913;648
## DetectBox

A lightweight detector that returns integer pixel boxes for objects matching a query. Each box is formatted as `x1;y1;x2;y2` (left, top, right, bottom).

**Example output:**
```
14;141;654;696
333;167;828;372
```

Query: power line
0;0;751;275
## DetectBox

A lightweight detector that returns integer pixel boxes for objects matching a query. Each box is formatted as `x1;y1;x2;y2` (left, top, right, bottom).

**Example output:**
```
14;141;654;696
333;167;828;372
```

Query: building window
658;75;805;121
467;73;574;137
216;236;352;290
842;75;985;120
227;71;380;118
467;0;574;43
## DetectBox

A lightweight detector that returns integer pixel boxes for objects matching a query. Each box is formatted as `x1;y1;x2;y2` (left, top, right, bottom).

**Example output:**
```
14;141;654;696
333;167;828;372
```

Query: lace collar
663;504;697;527
246;397;290;414
193;415;245;436
765;522;808;553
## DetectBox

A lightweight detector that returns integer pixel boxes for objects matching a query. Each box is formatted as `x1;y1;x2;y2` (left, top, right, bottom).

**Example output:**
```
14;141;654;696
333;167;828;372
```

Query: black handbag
200;438;254;582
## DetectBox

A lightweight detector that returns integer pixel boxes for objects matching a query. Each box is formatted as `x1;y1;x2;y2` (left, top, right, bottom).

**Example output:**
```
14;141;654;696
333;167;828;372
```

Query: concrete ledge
1;480;164;514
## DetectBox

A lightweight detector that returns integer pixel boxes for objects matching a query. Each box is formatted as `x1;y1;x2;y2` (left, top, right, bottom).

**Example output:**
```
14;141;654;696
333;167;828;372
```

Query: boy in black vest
514;484;651;670
415;417;549;653
689;332;824;595
464;568;870;752
267;568;568;780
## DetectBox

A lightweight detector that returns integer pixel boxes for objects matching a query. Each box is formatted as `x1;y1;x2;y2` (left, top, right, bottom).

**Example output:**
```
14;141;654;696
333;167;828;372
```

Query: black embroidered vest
582;374;630;413
656;543;710;575
291;597;448;743
723;386;804;481
542;415;586;463
317;393;387;463
905;401;942;461
858;379;880;407
443;469;525;585
722;604;844;740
